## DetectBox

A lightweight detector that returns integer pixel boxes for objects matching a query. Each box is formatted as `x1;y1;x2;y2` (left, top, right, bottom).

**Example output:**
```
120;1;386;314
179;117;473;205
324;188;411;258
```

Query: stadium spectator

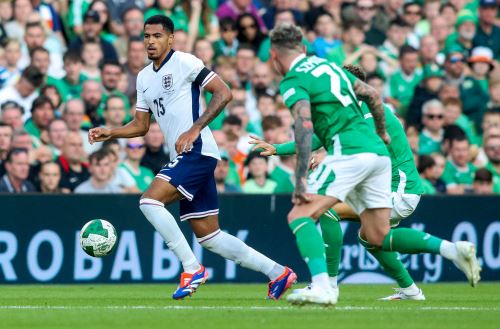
37;161;65;193
484;132;500;193
193;38;215;69
216;0;266;32
100;59;130;119
473;0;500;59
0;66;44;121
224;129;246;184
247;61;276;124
4;0;33;42
0;101;24;130
29;47;50;78
0;148;35;193
47;51;86;103
407;64;444;127
215;153;241;193
442;136;476;195
144;0;188;31
75;149;122;194
213;17;239;59
81;79;104;127
80;39;103;81
118;137;154;193
262;0;303;30
430;16;450;51
88;0;117;43
418;155;437;195
235;44;257;88
430;153;447;193
102;139;138;193
0;122;13;175
57;131;89;192
379;18;408;62
488;75;500;112
236;13;266;53
11;129;34;161
114;6;144;63
326;21;365;66
419;35;440;66
106;0;145;36
401;2;422;35
40;85;62;118
24;95;54;143
47;118;68;158
68;10;119;62
355;0;385;46
270;155;295;194
0;39;22;88
311;13;340;59
472;168;494;195
103;95;126;129
140;122;169;175
172;29;190;52
242;151;276;194
123;37;146;99
444;10;476;58
443;98;478;145
419;99;445;155
468;47;495;94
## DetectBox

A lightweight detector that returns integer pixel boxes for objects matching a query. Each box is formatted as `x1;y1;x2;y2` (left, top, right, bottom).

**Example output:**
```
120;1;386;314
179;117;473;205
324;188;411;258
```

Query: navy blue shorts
157;151;219;221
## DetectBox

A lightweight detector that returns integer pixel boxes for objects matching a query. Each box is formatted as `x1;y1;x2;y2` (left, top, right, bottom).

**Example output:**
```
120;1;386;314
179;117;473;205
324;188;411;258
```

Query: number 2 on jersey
153;98;166;117
311;64;355;107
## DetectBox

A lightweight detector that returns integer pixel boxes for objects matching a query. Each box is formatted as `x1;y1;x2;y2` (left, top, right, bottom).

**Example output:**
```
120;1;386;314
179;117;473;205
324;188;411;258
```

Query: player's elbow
222;87;233;103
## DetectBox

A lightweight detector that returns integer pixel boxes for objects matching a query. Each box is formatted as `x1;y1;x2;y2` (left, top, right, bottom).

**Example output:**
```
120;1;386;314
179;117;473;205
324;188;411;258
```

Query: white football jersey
136;50;220;161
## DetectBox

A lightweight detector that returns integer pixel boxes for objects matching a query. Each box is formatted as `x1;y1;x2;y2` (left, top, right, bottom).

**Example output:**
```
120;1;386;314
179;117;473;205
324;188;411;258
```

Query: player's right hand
249;136;276;156
88;127;112;144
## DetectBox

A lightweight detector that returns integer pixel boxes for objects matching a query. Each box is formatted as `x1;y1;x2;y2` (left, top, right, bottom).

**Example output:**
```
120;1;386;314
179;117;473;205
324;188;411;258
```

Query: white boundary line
0;305;498;311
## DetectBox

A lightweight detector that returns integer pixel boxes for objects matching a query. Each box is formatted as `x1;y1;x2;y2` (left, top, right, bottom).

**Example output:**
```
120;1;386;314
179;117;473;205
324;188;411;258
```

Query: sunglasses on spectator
357;5;375;11
449;56;465;63
126;143;145;149
425;114;444;120
405;10;421;16
241;24;256;30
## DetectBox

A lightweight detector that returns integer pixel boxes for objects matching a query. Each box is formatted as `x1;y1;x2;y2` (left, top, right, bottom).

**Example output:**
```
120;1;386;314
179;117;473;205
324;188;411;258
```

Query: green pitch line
0;283;499;329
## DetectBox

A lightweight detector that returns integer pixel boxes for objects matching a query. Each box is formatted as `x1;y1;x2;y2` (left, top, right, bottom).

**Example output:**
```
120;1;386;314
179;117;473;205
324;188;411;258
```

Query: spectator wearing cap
388;45;422;116
68;9;119;62
139;122;169;175
24;95;54;142
0;66;44;121
473;0;500;59
418;155;437;195
473;168;494;194
216;0;267;33
56;131;90;192
444;48;489;130
418;99;445;155
1;101;24;130
0;39;22;88
214;152;241;193
47;51;87;102
468;46;495;93
118;137;154;193
0;148;36;193
114;6;144;63
444;10;477;58
484;132;500;193
242;151;277;194
354;0;385;47
407;64;444;127
442;135;476;195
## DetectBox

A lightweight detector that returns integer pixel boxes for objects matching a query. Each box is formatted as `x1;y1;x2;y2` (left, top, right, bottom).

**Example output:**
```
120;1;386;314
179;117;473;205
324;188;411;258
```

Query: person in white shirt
89;15;294;301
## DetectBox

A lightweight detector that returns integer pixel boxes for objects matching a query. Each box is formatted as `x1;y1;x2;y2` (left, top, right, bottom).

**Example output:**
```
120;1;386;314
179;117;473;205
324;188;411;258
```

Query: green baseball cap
422;64;445;80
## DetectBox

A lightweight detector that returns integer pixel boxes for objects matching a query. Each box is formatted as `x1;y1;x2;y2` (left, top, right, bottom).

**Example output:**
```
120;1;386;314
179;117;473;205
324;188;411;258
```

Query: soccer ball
80;219;118;257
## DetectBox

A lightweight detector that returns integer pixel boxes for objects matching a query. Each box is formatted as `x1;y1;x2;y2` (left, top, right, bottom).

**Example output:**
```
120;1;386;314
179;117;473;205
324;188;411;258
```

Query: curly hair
269;23;303;52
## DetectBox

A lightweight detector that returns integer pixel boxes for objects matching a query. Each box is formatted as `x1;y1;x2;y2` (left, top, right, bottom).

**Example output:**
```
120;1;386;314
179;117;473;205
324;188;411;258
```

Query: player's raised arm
352;79;390;144
88;110;151;144
291;99;313;205
175;75;232;153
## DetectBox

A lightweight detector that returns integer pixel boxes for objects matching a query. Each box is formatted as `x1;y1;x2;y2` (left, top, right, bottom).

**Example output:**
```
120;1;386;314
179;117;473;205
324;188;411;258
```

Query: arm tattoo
353;79;386;135
292;100;313;193
193;90;230;130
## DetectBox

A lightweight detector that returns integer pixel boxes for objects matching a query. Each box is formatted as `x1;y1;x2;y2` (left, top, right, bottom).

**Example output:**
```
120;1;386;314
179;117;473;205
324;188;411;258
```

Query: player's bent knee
365;229;388;247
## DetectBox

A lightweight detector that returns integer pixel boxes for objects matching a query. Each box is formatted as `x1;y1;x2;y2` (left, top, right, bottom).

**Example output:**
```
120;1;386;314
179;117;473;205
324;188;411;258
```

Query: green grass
1;283;499;329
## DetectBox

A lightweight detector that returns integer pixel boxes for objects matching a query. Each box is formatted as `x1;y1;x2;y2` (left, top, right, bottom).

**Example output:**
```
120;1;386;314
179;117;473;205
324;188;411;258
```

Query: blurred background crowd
0;0;498;195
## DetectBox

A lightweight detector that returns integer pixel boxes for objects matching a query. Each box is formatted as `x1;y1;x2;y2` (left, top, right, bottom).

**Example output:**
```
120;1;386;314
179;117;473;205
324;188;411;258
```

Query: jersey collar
289;54;306;71
153;49;175;73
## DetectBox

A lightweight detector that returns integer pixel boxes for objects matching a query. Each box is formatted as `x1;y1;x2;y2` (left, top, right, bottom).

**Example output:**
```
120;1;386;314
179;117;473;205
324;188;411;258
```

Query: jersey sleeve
183;53;217;88
280;75;310;109
135;73;150;113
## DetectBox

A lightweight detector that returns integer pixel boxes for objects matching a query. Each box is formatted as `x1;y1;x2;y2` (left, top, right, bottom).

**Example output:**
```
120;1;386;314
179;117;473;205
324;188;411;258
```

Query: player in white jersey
89;15;296;300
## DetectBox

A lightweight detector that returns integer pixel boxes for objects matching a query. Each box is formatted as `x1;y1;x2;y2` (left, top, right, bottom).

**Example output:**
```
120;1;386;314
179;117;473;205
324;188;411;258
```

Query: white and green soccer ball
80;219;118;257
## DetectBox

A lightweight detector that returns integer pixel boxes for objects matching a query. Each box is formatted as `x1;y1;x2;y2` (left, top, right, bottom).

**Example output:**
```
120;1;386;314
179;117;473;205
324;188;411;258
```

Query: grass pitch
1;283;498;329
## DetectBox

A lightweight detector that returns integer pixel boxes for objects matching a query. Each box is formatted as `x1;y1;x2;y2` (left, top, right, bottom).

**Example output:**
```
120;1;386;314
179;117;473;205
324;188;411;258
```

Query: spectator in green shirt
443;98;479;145
326;21;365;66
270;155;295;194
472;168;494;194
144;0;188;32
442;136;477;194
47;51;88;102
389;45;422;116
443;10;477;58
418;155;437;195
213;17;239;60
483;132;500;193
118;137;154;193
473;0;500;60
24;95;54;142
467;46;495;94
98;59;131;122
418;99;445;155
242;151;276;194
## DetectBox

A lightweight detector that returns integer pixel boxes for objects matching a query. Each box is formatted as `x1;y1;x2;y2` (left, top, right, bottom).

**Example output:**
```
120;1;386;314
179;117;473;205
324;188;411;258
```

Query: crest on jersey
162;74;173;90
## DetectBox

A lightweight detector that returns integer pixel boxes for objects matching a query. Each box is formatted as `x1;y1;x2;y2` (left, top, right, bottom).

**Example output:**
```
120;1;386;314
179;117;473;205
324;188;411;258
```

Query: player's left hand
175;126;201;153
292;180;311;205
249;136;276;156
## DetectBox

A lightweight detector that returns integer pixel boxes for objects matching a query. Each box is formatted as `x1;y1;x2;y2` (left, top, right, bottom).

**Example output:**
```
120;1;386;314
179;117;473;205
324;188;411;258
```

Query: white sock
329;276;338;288
198;229;284;280
139;198;200;273
401;283;419;295
312;273;331;290
439;240;458;261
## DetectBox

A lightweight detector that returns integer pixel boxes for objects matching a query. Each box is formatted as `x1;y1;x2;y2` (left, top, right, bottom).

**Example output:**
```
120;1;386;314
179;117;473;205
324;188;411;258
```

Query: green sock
382;228;443;254
358;235;414;288
319;209;343;277
289;217;327;276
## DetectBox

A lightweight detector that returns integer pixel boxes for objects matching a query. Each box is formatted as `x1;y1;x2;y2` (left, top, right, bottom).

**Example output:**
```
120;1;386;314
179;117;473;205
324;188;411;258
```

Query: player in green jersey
252;64;482;301
267;24;481;306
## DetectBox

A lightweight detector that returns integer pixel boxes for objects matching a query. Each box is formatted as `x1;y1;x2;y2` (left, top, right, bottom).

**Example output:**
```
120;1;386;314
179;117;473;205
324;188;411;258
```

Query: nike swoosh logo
143;87;149;93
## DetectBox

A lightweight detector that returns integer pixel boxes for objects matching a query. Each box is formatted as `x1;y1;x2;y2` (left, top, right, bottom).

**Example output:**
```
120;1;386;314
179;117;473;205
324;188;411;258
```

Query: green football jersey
280;55;388;157
362;103;424;194
485;162;500;194
441;160;476;187
119;163;154;192
418;130;442;155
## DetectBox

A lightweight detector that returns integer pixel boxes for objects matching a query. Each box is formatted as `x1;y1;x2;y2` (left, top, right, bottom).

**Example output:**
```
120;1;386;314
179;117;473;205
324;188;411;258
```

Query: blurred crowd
0;0;499;195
